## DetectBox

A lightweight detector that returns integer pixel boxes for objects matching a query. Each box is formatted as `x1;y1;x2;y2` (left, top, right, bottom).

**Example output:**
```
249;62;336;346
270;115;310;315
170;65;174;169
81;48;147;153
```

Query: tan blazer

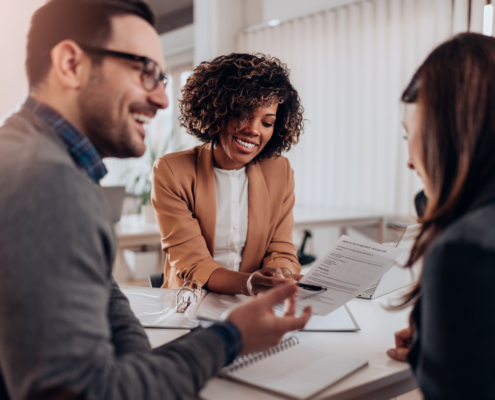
151;144;301;288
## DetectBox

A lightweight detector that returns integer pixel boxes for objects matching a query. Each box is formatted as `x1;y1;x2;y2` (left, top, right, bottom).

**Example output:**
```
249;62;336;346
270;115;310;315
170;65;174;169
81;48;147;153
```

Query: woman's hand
246;268;296;296
387;326;413;361
206;267;302;296
258;267;304;281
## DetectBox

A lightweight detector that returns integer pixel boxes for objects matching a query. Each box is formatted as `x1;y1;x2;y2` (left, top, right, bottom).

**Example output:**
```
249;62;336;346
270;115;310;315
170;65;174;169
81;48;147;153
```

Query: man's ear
49;40;91;90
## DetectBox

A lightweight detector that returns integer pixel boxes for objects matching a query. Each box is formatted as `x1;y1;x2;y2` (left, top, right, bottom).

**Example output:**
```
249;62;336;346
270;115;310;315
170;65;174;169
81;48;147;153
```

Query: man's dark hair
26;0;155;90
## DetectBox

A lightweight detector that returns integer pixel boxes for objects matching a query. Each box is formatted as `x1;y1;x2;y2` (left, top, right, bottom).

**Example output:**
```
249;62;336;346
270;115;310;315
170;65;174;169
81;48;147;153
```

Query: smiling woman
151;53;305;295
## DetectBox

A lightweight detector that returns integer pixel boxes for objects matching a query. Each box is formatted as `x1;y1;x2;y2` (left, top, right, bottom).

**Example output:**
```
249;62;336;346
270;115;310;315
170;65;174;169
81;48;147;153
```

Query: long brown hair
401;33;495;307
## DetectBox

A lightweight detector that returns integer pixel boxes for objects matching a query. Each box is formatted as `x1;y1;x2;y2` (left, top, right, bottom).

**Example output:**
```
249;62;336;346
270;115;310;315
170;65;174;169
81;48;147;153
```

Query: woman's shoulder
154;145;208;175
156;146;201;167
425;200;495;277
433;200;495;253
256;156;293;188
257;155;292;174
153;145;206;186
253;156;294;195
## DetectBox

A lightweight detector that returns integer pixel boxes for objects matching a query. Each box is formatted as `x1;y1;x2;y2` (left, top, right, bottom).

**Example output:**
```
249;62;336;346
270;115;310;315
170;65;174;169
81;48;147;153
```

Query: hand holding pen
246;267;298;296
246;267;326;297
275;270;327;292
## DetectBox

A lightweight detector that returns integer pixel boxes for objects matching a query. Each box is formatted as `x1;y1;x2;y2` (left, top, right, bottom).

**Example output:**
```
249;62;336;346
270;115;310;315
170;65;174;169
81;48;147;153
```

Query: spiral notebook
219;337;367;399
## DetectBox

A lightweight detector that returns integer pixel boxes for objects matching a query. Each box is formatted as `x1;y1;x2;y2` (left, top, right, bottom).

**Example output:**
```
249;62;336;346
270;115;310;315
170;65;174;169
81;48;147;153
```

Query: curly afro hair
179;53;304;161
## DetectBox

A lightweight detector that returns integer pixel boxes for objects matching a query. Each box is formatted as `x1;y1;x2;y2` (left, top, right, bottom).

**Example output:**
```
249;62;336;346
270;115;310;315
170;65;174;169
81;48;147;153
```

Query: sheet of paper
195;293;251;320
286;235;404;316
303;305;358;331
196;293;359;331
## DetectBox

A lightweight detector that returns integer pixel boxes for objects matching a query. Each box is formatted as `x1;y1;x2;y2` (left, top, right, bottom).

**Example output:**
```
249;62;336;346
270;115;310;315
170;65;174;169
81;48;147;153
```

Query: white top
213;167;249;271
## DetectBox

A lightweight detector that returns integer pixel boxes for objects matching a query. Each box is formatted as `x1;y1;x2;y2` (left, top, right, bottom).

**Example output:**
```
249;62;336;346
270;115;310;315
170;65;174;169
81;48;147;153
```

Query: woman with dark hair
152;53;305;295
387;33;495;398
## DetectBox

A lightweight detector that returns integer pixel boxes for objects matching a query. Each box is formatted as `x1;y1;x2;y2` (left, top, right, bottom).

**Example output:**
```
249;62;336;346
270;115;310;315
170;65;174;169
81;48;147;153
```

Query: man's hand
225;283;311;355
386;326;413;361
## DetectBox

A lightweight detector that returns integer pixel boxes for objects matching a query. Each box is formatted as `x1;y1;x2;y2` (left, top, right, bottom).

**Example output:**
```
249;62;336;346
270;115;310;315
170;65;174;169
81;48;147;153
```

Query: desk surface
293;205;385;227
117;206;384;236
114;214;161;248
144;291;415;400
115;214;160;236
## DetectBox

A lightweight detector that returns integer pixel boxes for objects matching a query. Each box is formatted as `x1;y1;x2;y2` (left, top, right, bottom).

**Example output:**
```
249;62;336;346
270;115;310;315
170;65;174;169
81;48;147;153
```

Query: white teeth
131;113;152;124
235;137;256;149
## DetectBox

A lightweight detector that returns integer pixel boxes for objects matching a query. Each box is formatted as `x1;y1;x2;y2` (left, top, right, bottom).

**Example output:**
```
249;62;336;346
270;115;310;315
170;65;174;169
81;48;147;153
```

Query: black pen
296;283;326;291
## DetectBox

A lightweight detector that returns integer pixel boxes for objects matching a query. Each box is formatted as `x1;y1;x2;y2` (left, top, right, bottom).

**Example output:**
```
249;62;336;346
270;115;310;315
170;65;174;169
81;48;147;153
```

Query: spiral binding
223;336;300;373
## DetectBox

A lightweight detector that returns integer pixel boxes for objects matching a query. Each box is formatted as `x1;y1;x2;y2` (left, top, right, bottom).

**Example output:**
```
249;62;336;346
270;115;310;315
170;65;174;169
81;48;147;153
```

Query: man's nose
407;159;415;170
148;84;169;110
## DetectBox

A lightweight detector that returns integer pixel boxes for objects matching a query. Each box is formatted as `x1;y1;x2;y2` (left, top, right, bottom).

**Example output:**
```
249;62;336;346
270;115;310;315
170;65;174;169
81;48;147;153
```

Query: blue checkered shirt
24;97;107;183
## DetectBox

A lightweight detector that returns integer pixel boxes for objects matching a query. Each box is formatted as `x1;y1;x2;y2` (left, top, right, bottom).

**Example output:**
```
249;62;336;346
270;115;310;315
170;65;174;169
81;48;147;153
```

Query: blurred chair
297;230;316;266
414;190;428;218
149;273;164;288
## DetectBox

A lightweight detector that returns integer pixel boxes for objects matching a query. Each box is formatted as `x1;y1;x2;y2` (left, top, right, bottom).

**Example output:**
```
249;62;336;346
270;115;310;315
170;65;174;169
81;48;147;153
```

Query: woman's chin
228;146;258;164
232;151;257;166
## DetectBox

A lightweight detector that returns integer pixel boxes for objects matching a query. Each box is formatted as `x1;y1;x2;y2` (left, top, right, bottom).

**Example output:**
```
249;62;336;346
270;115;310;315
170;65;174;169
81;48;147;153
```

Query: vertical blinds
237;0;468;217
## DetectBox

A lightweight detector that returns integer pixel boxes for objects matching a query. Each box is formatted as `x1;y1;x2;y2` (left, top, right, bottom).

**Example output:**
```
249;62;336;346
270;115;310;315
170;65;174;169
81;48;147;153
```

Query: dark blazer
0;107;229;399
407;186;495;399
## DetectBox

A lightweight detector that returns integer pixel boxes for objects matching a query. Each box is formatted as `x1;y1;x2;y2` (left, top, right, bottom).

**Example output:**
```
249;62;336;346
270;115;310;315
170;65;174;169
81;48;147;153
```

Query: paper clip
176;280;202;313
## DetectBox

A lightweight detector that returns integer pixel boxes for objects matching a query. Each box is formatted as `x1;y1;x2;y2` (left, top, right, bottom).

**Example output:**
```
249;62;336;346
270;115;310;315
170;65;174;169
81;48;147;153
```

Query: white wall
261;0;361;25
193;0;244;64
160;24;194;68
192;0;361;63
243;0;264;26
0;0;45;122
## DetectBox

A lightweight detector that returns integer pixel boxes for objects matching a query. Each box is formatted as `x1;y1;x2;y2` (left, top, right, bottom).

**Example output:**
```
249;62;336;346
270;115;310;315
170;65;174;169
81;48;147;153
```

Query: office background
3;0;488;219
2;4;491;398
0;0;491;256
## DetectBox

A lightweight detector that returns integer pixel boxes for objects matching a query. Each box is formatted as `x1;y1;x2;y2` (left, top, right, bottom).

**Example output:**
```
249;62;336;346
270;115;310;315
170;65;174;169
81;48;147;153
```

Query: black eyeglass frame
78;44;168;91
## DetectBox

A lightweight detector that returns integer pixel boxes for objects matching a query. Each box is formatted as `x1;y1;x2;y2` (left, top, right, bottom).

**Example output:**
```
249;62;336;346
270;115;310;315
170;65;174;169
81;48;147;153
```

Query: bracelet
246;272;257;297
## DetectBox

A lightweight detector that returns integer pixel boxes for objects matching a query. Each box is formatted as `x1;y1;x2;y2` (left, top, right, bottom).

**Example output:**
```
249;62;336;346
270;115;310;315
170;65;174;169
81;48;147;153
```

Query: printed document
285;235;404;316
196;293;360;331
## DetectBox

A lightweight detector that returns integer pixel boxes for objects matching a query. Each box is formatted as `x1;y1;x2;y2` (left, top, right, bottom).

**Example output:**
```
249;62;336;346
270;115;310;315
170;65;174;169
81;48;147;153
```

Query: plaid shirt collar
24;97;107;183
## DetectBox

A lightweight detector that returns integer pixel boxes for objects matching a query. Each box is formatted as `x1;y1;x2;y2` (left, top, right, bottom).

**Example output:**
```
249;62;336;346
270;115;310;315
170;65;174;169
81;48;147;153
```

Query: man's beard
77;74;144;158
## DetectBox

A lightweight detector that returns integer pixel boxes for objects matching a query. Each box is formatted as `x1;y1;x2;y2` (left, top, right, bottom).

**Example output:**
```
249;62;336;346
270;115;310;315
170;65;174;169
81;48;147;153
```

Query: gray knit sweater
0;107;227;400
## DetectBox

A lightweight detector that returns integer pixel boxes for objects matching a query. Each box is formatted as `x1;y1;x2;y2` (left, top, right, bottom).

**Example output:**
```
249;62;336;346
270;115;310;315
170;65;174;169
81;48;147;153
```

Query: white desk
115;206;387;249
115;214;161;248
113;209;387;281
144;292;416;400
293;205;387;244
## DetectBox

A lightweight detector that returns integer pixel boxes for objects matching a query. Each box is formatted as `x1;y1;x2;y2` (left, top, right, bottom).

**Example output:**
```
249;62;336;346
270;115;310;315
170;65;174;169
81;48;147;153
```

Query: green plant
122;126;177;208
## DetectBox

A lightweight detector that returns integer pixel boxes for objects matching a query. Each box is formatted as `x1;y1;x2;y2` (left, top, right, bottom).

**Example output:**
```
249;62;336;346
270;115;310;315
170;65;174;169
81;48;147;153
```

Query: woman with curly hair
151;53;305;295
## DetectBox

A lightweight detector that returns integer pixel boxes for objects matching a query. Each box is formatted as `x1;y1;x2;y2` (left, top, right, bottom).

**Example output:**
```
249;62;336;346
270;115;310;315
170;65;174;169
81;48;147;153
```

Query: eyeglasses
78;44;169;91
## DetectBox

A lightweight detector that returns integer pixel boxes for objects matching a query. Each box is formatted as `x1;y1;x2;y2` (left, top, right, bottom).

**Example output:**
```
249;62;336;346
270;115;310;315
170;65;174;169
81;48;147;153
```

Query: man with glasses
0;1;311;399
